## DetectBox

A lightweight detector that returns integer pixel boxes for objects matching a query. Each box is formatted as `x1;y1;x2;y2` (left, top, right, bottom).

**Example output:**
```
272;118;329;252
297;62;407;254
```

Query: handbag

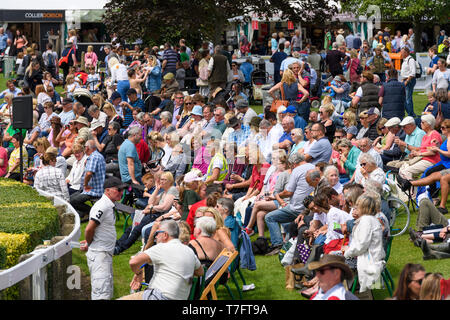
270;83;289;113
296;241;312;264
59;48;73;68
435;102;444;130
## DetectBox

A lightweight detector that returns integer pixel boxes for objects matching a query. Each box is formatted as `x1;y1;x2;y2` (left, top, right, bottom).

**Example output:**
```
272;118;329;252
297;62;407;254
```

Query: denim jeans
264;206;299;247
405;78;416;117
117;80;130;103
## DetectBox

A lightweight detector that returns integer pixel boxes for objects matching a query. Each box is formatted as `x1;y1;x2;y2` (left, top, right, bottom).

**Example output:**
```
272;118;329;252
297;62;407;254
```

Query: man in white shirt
59;98;76;126
80;177;126;300
400;46;417;118
235;99;257;127
120;219;204;300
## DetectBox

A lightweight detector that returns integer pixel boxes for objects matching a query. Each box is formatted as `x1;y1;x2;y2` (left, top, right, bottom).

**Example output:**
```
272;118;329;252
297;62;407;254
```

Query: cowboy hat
308;254;353;280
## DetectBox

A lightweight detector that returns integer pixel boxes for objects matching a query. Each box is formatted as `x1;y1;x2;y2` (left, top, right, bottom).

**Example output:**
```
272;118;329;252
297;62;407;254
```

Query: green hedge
0;178;60;253
0;178;61;299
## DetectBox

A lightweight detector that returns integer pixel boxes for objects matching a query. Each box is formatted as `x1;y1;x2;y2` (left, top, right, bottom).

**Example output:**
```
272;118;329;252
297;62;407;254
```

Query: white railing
0;189;81;299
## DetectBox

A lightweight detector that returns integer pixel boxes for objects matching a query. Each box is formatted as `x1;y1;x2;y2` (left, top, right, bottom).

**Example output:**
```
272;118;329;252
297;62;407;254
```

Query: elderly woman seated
159;111;176;138
290;128;305;156
322;165;343;194
356;153;386;187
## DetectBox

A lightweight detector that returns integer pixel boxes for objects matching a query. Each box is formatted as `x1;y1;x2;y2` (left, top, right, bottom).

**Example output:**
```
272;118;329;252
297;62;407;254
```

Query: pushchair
249;69;269;104
72;88;94;107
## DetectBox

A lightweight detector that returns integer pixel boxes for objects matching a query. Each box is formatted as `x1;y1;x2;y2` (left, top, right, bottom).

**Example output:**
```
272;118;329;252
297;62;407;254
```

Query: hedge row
0;178;60;267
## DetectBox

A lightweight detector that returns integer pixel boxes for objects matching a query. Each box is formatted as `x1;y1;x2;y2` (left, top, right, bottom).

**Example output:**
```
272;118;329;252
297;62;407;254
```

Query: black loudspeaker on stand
12;95;33;183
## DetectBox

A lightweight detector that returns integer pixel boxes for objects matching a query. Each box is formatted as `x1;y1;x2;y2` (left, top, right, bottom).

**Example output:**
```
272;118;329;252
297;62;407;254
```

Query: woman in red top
399;114;442;181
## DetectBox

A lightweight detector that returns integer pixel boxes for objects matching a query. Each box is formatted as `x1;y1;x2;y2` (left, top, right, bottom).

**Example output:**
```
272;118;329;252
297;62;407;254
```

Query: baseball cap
104;177;128;190
235;99;249;109
62;98;73;105
282;105;297;114
366;107;380;116
385;117;401;127
191;105;203;116
399;116;415;126
110;91;121;101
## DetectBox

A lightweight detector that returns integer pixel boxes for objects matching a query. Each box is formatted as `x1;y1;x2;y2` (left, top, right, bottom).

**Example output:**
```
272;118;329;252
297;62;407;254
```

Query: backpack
251;237;270;255
408;56;422;79
46;52;55;68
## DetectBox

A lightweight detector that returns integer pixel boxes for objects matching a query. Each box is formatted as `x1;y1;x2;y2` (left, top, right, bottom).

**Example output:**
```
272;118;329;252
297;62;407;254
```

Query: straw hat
337;29;345;34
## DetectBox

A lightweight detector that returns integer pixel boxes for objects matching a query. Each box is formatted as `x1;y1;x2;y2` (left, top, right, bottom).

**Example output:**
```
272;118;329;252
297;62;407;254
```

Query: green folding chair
351;236;394;297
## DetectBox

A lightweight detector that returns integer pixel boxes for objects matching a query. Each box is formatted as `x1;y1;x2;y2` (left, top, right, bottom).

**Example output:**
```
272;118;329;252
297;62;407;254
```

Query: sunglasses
185;102;193;105
317;267;336;275
154;230;166;236
360;162;368;167
379;126;385;130
410;278;423;285
335;135;344;139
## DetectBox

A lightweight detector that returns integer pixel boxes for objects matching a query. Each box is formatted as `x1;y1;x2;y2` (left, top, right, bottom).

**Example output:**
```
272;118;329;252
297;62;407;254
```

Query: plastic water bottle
68;241;80;248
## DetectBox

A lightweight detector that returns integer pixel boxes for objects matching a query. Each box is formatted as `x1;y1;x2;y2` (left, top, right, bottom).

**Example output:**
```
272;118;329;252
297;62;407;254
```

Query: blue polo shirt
279;131;294;144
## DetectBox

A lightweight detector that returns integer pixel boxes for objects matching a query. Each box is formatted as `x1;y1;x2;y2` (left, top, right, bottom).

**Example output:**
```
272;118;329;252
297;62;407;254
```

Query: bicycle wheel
386;196;411;237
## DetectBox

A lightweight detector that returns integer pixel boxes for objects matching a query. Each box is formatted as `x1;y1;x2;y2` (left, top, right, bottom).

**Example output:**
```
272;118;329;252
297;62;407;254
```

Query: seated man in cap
386;116;426;169
355;107;380;142
120;88;145;128
283;105;307;130
378;117;406;165
235;98;257;127
59;98;76;126
307;254;359;300
159;73;179;99
227;116;251;148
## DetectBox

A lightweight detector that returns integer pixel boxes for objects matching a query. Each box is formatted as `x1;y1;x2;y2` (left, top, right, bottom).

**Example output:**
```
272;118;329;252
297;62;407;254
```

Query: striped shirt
162;49;179;73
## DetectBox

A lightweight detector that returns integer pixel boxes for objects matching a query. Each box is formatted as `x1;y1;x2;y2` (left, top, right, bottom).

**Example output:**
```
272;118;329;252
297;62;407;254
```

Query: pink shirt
420;130;442;164
0;147;7;176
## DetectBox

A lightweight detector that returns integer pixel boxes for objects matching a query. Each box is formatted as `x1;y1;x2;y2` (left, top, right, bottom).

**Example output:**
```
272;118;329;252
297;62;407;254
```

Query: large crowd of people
0;25;449;301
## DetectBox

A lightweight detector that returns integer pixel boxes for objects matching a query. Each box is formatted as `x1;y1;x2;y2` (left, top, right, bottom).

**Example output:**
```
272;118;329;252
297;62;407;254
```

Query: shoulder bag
270;82;289;113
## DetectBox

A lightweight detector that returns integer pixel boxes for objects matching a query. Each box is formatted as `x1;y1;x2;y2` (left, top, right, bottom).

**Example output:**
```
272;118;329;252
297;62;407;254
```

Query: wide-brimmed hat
74;116;89;127
308;254;353;280
337;29;345;34
384;27;391;32
90;120;104;131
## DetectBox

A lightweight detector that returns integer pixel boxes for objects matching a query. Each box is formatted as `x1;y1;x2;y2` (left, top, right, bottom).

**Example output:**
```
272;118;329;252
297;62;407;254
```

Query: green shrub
0;178;60;250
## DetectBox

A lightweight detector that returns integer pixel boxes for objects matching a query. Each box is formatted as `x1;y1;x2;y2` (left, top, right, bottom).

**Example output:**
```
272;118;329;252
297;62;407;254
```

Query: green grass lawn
0;73;448;300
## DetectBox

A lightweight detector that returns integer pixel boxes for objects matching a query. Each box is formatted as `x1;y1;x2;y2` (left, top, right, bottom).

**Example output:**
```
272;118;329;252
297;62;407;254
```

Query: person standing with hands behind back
80;177;127;300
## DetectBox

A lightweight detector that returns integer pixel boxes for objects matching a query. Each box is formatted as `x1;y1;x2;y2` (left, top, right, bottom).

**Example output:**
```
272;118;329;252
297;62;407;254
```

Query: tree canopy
103;0;340;46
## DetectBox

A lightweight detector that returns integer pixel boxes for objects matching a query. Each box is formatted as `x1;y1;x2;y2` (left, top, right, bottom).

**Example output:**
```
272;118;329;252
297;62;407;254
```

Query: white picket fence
0;189;81;299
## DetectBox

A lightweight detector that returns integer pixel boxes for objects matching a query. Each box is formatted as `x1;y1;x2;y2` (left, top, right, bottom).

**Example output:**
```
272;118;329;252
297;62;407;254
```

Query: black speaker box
12;95;33;129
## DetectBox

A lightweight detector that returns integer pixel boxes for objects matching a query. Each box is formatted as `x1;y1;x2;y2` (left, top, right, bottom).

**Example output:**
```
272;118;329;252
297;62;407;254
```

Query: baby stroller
249;69;269;104
72;88;93;107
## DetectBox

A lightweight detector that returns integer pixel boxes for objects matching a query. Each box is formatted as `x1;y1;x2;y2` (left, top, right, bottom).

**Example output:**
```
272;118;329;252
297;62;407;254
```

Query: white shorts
86;250;114;300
